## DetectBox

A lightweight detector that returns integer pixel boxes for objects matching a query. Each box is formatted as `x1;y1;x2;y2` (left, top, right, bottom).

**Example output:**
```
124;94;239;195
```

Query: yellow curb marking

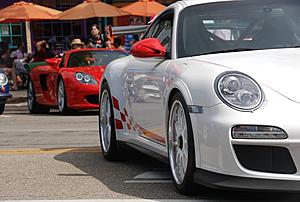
0;147;101;155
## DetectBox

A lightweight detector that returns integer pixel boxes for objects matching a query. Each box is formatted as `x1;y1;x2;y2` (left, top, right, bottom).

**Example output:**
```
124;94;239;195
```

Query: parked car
27;48;128;114
0;72;11;115
98;0;300;194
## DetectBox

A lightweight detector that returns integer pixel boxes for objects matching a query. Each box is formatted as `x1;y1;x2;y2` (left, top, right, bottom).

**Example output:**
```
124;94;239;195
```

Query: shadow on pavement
54;147;300;201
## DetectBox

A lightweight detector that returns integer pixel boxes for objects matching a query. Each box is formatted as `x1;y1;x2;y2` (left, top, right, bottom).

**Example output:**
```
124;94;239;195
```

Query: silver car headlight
215;72;263;111
0;73;8;86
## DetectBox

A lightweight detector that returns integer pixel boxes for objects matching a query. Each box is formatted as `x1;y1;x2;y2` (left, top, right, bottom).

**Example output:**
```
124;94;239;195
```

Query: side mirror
131;38;166;58
46;58;61;68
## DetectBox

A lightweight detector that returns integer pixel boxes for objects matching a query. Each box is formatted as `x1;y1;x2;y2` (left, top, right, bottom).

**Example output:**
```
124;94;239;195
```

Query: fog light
232;125;287;139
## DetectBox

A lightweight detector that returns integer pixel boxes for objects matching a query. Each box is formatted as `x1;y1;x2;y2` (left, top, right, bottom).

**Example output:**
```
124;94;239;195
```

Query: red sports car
27;48;128;114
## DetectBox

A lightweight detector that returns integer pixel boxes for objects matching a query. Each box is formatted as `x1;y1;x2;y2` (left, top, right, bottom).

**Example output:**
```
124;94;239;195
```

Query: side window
143;11;174;55
59;54;66;68
153;18;173;54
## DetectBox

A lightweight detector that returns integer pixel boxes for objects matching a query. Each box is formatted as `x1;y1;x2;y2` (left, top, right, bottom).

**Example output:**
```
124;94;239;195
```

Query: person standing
87;24;110;49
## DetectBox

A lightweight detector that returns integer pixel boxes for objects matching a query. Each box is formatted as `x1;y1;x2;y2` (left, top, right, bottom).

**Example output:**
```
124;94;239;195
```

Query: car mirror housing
131;38;166;58
46;58;61;68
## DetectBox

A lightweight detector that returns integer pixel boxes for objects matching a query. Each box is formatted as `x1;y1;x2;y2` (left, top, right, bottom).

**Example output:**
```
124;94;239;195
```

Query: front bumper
191;94;300;190
67;83;99;110
194;168;300;192
0;93;12;104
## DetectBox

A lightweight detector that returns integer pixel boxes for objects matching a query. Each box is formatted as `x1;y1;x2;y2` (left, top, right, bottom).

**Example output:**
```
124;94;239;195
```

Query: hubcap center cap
178;136;183;150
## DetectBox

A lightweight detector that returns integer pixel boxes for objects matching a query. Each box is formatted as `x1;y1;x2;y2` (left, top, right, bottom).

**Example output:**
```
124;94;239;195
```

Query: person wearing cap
70;38;84;50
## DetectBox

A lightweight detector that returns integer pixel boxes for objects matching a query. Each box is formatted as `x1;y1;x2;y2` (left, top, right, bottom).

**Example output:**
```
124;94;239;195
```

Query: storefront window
0;23;23;49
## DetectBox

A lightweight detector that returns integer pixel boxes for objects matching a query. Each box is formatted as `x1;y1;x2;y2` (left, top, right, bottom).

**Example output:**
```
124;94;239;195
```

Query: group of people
70;24;125;50
0;24;136;91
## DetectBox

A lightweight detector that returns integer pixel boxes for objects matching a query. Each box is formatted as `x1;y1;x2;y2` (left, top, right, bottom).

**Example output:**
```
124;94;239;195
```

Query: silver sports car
99;0;300;194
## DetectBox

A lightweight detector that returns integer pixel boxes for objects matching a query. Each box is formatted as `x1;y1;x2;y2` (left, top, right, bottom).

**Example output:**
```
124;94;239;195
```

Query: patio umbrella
0;1;61;21
121;0;166;17
0;1;61;53
57;0;129;20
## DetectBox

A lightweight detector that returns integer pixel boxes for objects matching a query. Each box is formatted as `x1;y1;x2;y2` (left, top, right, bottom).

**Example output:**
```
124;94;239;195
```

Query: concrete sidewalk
7;89;27;104
5;89;27;111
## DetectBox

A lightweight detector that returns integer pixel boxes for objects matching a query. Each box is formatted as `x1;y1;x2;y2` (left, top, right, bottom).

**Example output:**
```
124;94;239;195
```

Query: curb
5;102;28;111
7;97;27;104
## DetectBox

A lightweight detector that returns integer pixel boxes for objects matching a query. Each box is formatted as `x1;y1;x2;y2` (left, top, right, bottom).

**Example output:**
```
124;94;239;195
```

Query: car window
67;50;128;67
144;11;174;56
177;0;300;58
59;54;66;68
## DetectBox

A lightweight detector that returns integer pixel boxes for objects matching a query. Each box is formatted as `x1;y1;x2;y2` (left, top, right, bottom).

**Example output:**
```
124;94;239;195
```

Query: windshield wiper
202;48;258;55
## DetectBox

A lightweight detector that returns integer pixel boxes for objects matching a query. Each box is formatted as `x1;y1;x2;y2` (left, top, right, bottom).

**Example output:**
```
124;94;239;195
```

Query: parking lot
1;103;300;201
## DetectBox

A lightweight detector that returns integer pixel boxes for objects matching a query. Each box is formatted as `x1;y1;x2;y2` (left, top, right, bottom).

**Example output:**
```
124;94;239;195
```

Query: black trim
233;145;296;174
194;168;300;192
124;142;168;164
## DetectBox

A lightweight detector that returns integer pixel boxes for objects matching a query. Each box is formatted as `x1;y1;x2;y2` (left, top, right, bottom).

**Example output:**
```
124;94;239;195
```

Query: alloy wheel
169;100;189;185
100;90;112;152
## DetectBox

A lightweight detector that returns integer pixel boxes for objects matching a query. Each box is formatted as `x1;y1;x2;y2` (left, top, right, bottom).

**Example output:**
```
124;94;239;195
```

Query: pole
25;21;32;53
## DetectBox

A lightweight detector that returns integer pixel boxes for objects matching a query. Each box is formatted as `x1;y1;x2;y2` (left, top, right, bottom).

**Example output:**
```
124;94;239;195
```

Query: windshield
67;50;128;67
177;0;300;58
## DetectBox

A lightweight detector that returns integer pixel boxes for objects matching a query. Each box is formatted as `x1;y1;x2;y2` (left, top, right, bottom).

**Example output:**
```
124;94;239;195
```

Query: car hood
193;48;300;103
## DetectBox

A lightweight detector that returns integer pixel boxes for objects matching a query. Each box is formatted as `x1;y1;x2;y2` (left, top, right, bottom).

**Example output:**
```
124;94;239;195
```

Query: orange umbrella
58;0;129;20
0;1;61;53
121;0;166;17
0;1;61;21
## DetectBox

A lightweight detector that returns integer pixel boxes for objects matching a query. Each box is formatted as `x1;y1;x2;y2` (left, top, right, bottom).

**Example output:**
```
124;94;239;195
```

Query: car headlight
0;73;8;86
215;72;263;111
75;72;97;84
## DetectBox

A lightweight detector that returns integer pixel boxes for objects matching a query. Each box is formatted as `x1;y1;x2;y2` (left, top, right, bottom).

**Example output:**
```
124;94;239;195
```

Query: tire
99;82;120;161
27;78;50;114
57;79;70;115
168;92;199;194
0;104;5;115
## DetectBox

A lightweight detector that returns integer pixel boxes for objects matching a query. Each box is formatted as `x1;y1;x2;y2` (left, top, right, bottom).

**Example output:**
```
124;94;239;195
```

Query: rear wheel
168;92;200;194
57;79;70;115
99;82;120;161
27;78;50;114
0;104;5;115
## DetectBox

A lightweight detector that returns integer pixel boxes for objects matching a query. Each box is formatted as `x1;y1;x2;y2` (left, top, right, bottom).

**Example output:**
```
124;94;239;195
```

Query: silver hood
193;48;300;103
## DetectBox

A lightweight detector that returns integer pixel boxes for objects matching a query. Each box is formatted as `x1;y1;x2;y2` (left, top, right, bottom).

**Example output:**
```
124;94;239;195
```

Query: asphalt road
1;109;300;201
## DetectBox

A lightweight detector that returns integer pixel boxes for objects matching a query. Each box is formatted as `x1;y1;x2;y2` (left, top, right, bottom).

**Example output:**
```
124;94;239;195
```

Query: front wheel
27;78;50;114
0;104;5;115
57;79;70;115
168;92;199;194
99;82;120;161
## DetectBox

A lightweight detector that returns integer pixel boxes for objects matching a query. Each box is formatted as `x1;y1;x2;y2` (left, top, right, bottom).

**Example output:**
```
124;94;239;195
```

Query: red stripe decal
112;96;120;110
124;108;128;117
115;119;123;129
127;123;131;130
120;112;126;122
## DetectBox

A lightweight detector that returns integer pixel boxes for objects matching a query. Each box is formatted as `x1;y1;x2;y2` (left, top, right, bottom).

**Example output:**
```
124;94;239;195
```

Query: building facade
0;0;176;51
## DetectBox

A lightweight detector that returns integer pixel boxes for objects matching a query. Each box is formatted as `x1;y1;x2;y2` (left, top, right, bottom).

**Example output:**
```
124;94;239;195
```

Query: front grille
233;145;297;174
85;94;99;105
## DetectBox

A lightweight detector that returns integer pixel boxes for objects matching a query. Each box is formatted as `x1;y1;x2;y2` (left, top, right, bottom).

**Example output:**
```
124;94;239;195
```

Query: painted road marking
0;147;101;155
1;200;200;202
124;170;173;184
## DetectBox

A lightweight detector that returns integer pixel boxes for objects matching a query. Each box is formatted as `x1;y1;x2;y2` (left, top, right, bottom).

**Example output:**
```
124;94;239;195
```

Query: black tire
168;92;202;194
57;78;71;115
0;104;5;115
99;82;120;161
27;78;50;114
